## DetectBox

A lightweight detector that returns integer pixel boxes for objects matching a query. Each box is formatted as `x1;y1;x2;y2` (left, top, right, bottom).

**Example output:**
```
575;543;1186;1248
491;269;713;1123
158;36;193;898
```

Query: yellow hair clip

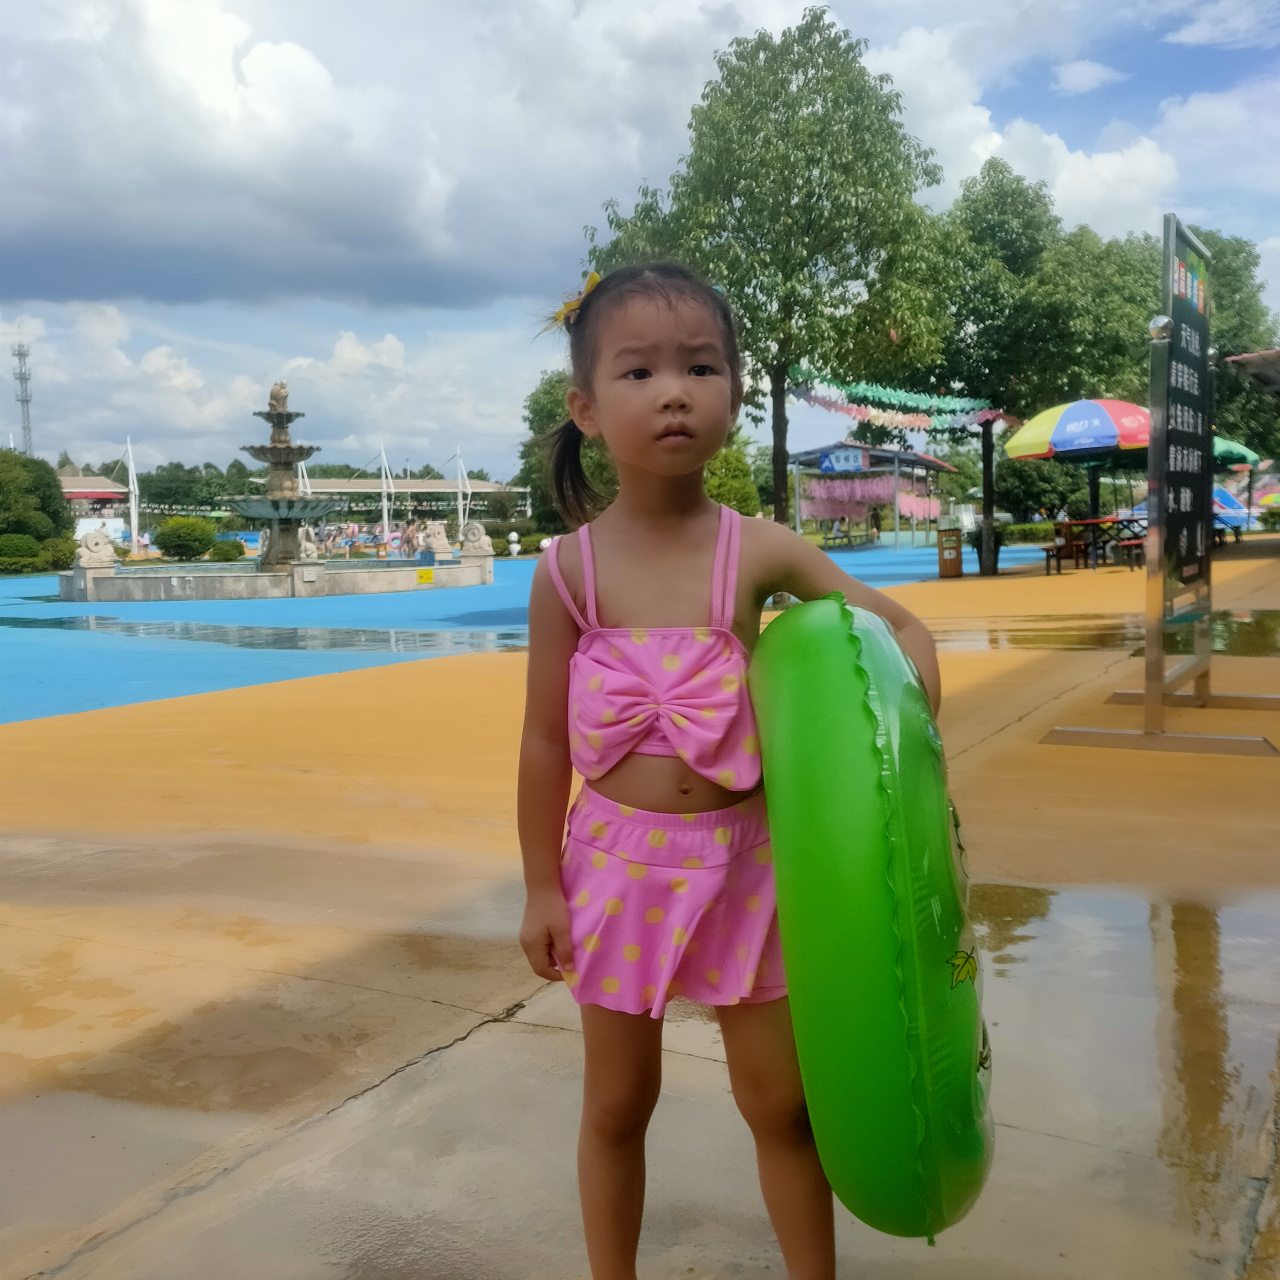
541;271;600;333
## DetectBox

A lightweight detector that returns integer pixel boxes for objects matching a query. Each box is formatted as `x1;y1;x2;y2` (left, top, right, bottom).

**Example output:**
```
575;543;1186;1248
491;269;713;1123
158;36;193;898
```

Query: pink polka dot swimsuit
548;505;786;1018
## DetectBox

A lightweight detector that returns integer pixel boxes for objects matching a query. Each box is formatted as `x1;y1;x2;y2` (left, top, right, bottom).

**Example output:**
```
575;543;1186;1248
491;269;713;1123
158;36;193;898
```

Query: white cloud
1054;60;1130;95
1166;0;1280;49
866;27;1175;234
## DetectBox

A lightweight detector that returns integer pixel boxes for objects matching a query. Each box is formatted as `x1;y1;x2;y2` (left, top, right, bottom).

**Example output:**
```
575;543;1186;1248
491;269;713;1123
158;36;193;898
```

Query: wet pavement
2;850;1275;1279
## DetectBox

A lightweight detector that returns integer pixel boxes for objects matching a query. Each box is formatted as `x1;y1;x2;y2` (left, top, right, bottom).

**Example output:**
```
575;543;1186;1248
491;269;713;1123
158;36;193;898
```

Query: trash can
938;520;963;578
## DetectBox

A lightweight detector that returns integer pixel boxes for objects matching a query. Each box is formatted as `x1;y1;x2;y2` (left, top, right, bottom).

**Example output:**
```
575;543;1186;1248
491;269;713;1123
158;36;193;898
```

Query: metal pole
893;453;900;550
126;436;140;557
792;462;801;536
379;444;391;550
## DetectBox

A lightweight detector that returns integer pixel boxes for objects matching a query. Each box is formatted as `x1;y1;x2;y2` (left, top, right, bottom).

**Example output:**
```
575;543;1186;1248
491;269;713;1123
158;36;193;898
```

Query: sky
2;0;1277;480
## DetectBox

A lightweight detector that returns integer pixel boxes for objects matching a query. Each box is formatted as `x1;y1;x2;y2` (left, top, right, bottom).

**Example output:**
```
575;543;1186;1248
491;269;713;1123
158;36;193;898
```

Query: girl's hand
520;884;575;982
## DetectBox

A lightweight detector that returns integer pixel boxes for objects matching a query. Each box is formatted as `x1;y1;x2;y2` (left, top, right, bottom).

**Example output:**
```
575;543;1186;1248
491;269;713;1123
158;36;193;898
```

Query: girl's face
567;295;737;477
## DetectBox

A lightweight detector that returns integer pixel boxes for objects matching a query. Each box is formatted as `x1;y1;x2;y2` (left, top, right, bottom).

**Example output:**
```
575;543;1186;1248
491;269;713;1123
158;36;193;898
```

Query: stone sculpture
74;526;117;568
423;522;452;555
460;520;494;556
268;381;289;414
298;525;319;560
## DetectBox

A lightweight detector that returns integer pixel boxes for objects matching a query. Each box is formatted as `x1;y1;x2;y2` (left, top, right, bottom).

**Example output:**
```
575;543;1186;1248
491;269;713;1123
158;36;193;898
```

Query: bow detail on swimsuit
549;504;762;791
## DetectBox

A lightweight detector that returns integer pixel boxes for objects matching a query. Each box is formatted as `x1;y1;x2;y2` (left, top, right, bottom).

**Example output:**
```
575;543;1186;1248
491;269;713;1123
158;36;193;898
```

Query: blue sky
2;0;1276;481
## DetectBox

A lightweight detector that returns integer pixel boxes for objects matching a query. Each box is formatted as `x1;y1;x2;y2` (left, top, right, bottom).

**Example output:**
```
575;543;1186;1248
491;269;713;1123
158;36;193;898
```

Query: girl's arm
754;522;942;715
517;557;580;982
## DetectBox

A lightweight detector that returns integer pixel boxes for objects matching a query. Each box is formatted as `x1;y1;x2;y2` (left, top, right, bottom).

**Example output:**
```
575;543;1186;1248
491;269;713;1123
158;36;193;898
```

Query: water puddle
930;609;1280;656
0;614;528;654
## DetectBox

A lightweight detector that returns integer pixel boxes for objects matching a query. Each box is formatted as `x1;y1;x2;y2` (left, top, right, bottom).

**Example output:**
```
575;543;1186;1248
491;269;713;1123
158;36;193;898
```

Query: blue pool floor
0;545;1042;723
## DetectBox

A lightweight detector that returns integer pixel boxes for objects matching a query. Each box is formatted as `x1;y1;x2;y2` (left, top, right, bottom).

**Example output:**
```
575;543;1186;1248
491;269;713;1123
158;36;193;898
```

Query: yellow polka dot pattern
682;856;703;869
591;851;608;870
605;897;624;916
564;971;579;988
630;628;648;645
672;926;688;944
587;731;603;750
754;846;772;864
601;709;616;723
589;820;608;840
721;674;739;693
717;769;735;788
575;890;590;906
619;805;635;816
662;654;681;671
743;735;759;754
693;627;711;642
623;944;641;962
645;907;665;923
745;895;762;912
713;827;731;846
626;863;647;880
583;934;601;952
588;674;602;692
671;876;689;893
647;829;667;848
670;712;688;729
601;976;621;993
705;968;721;985
642;984;657;1001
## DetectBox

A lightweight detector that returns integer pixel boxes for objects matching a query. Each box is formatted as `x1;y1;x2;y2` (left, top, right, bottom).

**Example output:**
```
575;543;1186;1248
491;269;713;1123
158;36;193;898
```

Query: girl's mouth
658;423;693;440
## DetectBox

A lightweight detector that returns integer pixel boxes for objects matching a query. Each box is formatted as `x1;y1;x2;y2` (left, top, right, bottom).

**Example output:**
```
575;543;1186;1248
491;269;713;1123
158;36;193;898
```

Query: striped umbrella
1005;400;1149;463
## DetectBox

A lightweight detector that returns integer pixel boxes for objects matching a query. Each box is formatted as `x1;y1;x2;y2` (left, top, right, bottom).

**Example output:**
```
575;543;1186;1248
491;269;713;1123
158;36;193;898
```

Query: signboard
819;448;868;473
1156;218;1213;593
417;567;434;584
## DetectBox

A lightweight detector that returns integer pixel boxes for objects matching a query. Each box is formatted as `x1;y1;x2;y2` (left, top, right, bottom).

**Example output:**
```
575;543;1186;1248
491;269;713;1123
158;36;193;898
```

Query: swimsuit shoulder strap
547;535;589;632
709;504;742;632
577;523;601;630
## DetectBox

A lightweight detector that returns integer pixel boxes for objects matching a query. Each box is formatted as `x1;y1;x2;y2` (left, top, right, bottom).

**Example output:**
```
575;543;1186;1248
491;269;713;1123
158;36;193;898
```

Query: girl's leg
717;997;835;1280
578;1003;665;1280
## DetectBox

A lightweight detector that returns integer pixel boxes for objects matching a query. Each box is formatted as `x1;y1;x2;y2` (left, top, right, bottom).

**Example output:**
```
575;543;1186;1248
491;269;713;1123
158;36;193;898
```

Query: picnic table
1038;517;1148;574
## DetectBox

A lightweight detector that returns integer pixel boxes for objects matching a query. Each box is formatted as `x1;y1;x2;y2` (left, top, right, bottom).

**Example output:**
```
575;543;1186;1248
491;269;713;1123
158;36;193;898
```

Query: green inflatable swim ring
749;596;993;1241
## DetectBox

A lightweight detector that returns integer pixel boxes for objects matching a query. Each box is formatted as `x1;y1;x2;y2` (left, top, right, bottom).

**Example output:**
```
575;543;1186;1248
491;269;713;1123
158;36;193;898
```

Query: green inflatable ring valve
749;596;993;1241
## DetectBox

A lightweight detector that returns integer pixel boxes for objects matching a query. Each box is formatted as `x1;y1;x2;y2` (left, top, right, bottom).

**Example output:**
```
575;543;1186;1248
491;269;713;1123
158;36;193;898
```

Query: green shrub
1260;509;1280;532
1003;522;1060;544
209;538;246;562
520;534;550;556
42;536;76;570
0;533;40;559
0;557;41;574
154;516;217;560
484;519;535;542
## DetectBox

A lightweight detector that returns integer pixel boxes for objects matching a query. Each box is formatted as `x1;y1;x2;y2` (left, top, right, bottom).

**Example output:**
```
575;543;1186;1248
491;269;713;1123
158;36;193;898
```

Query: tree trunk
771;365;789;526
980;419;995;576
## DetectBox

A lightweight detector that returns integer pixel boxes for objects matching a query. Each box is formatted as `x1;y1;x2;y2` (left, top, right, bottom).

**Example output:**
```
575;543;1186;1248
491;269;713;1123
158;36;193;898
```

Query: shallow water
0;614;529;654
930;609;1280;657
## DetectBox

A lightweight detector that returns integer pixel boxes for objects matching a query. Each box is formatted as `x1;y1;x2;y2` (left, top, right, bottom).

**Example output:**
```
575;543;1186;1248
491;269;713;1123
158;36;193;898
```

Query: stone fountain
225;382;345;566
59;382;495;602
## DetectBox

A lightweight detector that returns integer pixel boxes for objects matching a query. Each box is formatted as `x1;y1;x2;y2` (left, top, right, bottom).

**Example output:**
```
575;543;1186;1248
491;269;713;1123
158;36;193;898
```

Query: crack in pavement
22;981;548;1280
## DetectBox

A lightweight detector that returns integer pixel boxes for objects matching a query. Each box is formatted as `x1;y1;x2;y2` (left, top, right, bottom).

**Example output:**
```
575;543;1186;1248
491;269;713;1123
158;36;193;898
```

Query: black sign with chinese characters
1158;218;1212;594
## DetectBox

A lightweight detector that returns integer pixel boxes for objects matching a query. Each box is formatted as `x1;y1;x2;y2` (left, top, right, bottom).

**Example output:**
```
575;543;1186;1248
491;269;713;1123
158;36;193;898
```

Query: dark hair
548;262;743;527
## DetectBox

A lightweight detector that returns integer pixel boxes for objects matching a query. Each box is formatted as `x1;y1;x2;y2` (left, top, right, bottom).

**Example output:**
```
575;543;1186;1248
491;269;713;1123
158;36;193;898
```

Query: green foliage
153;516;217;560
209;538;245;561
994;457;1085;523
589;7;947;520
0;449;71;539
1259;509;1280;532
44;536;76;570
520;534;549;555
704;444;761;515
467;468;491;482
513;369;617;532
0;533;40;558
931;441;983;503
751;445;775;507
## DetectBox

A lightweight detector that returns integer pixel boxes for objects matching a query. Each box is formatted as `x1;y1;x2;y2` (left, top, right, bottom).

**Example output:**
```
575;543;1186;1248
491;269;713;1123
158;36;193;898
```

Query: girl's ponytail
549;419;600;529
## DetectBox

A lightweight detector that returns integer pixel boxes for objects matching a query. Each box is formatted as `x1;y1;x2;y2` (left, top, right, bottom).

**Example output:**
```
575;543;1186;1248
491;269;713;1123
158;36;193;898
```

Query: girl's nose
658;379;692;412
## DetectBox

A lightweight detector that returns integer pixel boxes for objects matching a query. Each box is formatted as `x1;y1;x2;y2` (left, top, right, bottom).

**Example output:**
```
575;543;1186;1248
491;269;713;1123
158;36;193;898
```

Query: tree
139;461;203;509
467;468;491;482
513;369;617;531
153;516;216;560
411;463;444;480
1191;227;1280;461
994;458;1085;523
0;451;72;539
590;8;946;525
704;442;761;515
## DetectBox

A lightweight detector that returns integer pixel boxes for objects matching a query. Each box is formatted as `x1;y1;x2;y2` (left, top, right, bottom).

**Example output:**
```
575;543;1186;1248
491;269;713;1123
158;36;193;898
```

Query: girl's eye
690;364;717;377
624;368;652;381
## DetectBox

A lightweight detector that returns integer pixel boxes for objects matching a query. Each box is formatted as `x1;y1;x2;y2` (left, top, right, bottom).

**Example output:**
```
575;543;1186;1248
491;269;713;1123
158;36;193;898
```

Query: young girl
518;263;941;1279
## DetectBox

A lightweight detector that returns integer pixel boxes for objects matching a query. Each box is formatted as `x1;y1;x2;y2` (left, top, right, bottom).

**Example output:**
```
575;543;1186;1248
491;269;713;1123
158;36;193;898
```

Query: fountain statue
224;383;345;568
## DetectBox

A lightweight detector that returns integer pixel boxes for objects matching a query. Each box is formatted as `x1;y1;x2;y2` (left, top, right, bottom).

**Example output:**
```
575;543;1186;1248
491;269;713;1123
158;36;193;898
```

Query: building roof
787;441;957;473
59;474;128;500
1226;349;1280;396
301;478;527;495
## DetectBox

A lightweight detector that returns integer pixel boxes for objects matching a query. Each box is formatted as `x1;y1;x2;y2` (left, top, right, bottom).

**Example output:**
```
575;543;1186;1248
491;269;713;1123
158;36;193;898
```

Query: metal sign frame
1043;214;1278;756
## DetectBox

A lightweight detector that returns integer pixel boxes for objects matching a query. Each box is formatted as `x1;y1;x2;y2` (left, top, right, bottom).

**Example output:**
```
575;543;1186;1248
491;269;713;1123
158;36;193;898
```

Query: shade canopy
1006;400;1262;473
1005;400;1149;463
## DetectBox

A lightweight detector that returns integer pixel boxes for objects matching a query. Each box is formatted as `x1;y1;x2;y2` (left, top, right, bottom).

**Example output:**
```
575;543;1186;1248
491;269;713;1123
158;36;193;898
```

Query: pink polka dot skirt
559;786;787;1019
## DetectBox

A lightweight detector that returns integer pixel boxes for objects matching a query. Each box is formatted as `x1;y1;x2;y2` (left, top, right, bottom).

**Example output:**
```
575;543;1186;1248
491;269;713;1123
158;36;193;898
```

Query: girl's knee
733;1079;813;1145
582;1076;661;1145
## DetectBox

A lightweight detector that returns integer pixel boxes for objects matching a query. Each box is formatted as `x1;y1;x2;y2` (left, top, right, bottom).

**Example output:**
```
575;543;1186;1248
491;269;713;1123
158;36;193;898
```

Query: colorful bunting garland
789;365;992;414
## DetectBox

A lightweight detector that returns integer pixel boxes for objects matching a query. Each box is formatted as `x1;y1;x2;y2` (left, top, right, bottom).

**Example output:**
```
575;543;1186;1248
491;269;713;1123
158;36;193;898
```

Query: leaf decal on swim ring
948;948;977;988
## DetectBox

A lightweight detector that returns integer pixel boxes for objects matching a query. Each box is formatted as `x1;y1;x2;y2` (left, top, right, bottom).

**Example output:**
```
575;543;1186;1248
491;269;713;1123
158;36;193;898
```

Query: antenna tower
12;344;32;455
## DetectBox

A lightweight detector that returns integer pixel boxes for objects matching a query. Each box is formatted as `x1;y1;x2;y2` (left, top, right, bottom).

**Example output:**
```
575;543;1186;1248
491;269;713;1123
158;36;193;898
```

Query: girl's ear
567;386;602;439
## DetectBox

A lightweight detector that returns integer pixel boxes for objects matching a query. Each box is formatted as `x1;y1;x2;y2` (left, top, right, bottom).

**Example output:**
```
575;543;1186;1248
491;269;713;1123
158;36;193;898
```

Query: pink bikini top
547;504;761;792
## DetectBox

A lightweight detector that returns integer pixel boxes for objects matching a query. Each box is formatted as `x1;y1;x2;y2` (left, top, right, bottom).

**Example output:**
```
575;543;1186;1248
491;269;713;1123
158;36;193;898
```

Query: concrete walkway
2;543;1278;1278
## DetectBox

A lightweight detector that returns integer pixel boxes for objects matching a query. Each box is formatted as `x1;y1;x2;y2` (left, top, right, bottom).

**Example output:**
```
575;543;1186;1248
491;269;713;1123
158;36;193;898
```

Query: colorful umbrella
1005;400;1149;462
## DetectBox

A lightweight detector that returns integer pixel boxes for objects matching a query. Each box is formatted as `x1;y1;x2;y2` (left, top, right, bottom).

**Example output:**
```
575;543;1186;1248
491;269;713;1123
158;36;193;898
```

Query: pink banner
897;494;941;520
800;475;899;523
